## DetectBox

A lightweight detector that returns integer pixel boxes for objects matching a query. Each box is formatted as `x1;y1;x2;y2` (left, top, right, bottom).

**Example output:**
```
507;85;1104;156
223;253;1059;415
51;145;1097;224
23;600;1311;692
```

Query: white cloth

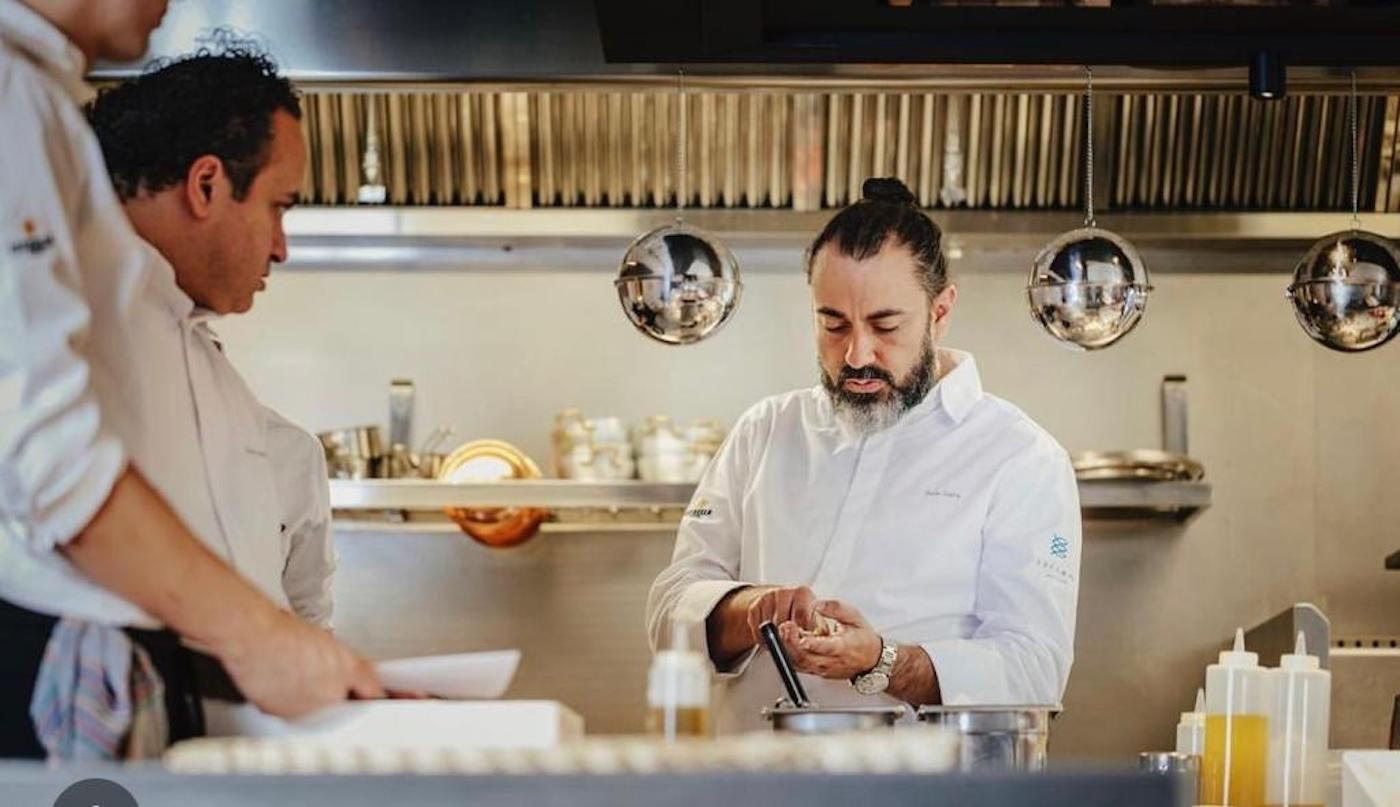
0;0;156;626
29;620;167;760
646;349;1082;734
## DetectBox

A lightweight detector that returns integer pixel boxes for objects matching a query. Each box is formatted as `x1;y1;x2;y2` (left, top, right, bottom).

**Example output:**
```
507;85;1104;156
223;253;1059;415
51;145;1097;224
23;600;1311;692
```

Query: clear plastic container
1203;628;1274;807
1266;632;1330;807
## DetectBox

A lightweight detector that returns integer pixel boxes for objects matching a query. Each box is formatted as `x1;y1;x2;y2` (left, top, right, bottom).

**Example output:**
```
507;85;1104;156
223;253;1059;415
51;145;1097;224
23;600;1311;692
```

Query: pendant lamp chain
675;69;687;224
1083;67;1096;229
1350;69;1360;232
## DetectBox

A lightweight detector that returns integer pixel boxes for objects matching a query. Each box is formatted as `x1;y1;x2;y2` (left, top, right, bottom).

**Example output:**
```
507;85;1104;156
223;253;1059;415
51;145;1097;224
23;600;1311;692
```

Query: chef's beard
820;337;937;434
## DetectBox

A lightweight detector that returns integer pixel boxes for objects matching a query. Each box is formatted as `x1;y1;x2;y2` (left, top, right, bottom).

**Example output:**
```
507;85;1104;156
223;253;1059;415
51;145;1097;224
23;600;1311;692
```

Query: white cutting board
201;649;583;749
203;700;585;750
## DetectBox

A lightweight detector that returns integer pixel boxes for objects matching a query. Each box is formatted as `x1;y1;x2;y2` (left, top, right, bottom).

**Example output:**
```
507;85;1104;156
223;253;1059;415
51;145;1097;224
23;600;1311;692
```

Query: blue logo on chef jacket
1036;534;1076;586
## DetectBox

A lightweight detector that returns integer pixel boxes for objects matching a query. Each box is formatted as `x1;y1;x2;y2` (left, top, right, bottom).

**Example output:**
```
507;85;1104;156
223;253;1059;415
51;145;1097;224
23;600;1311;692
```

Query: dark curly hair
86;41;301;203
805;177;949;301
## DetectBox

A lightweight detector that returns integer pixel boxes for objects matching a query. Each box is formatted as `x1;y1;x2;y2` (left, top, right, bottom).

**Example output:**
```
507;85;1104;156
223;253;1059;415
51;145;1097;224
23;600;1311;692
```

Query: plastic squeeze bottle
1178;687;1207;756
646;624;712;741
1266;632;1330;807
1203;628;1273;807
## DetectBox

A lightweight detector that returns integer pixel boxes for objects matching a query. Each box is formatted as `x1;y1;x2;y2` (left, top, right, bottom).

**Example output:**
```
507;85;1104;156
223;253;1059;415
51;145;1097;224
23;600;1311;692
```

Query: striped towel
28;620;168;760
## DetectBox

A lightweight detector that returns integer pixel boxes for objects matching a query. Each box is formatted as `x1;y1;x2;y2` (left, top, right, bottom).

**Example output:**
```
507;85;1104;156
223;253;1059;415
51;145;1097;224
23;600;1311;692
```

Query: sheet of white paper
375;650;521;700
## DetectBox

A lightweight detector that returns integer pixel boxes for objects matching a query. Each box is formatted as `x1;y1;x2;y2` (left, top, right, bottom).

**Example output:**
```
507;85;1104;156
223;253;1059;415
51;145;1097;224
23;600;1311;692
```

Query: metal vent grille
298;89;1394;213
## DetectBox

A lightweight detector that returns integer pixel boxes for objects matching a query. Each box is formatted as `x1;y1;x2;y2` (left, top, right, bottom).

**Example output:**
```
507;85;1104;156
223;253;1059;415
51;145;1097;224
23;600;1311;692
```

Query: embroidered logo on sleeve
1035;533;1077;586
9;218;55;256
683;496;718;522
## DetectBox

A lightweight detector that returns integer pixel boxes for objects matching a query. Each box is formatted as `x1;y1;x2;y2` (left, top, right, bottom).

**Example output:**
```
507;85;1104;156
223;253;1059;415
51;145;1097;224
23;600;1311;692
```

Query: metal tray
1071;450;1204;482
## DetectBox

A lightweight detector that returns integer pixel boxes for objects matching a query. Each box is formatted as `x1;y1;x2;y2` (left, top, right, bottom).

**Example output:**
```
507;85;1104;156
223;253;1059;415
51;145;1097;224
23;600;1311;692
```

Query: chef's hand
778;599;882;681
707;585;819;667
219;608;383;717
740;585;819;644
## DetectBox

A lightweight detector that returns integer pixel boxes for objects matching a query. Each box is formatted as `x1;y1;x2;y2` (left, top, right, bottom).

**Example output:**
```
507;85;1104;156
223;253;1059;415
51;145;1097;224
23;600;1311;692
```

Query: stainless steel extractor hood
98;0;1400;222
289;86;1400;215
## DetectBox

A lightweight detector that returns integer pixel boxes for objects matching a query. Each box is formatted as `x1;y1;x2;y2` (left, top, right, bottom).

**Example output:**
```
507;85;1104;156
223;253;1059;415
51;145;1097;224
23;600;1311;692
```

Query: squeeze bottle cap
1217;627;1259;667
1279;630;1321;672
1179;687;1207;728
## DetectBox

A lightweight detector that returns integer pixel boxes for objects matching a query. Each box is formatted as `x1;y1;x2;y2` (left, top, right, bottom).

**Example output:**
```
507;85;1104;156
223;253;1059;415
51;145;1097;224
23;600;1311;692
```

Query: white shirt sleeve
264;407;335;629
645;406;761;666
0;61;126;552
920;441;1081;706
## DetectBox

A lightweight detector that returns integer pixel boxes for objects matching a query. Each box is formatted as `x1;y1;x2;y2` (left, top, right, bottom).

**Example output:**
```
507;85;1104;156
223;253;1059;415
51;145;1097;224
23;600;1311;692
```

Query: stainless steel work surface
0;763;1177;807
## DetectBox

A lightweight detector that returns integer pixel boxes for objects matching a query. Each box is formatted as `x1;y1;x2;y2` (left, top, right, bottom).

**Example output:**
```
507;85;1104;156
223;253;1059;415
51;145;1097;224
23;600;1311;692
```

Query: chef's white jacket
139;249;335;627
131;249;298;616
646;349;1081;733
0;0;157;626
0;1;334;626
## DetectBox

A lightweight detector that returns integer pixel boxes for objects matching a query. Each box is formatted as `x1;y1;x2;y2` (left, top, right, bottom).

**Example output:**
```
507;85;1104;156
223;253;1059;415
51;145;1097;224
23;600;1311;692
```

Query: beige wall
219;245;1399;757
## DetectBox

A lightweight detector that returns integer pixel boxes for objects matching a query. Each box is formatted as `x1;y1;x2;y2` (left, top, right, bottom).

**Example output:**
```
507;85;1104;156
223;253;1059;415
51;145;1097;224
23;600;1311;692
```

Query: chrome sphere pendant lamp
614;70;742;345
1028;68;1152;351
1286;70;1400;352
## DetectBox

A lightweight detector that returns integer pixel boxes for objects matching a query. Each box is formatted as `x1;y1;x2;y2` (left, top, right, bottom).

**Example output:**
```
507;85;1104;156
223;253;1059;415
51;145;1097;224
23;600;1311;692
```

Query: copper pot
436;439;548;548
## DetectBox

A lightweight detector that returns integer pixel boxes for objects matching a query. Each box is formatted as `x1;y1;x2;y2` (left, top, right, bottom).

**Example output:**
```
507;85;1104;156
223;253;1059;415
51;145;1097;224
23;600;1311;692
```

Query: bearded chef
646;177;1082;733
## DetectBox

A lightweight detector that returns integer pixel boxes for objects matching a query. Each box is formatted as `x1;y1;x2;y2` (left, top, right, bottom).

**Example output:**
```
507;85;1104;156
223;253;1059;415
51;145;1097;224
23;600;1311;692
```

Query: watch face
854;671;890;696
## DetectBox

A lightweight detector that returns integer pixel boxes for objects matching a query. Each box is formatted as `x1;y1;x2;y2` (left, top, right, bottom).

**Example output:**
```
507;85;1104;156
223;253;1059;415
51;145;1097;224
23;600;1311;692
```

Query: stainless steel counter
1;763;1179;807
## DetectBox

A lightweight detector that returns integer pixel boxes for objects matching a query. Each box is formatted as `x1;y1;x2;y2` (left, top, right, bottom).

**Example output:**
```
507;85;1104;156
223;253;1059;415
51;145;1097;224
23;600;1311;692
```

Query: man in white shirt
84;49;336;629
0;0;378;758
647;178;1082;733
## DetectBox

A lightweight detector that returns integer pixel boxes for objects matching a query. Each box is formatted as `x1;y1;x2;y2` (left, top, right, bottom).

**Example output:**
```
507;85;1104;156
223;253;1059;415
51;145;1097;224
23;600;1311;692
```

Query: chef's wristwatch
851;637;898;696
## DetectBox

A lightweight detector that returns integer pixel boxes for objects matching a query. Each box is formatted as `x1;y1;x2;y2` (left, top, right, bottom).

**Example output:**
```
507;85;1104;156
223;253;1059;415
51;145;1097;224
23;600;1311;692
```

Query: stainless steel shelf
333;519;679;535
1078;480;1212;523
330;478;1211;523
330;479;695;509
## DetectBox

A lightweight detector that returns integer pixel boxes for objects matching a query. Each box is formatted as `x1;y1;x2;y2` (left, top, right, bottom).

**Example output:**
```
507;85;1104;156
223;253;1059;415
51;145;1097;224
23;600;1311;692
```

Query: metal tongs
758;620;811;709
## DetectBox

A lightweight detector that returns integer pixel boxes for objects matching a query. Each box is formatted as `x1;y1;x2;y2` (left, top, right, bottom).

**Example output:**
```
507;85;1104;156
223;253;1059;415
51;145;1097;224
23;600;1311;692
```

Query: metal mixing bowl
763;704;907;734
917;705;1055;772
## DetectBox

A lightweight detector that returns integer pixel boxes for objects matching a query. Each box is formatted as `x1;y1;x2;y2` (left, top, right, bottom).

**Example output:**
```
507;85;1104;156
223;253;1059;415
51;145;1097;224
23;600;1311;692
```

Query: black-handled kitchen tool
759;620;810;708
